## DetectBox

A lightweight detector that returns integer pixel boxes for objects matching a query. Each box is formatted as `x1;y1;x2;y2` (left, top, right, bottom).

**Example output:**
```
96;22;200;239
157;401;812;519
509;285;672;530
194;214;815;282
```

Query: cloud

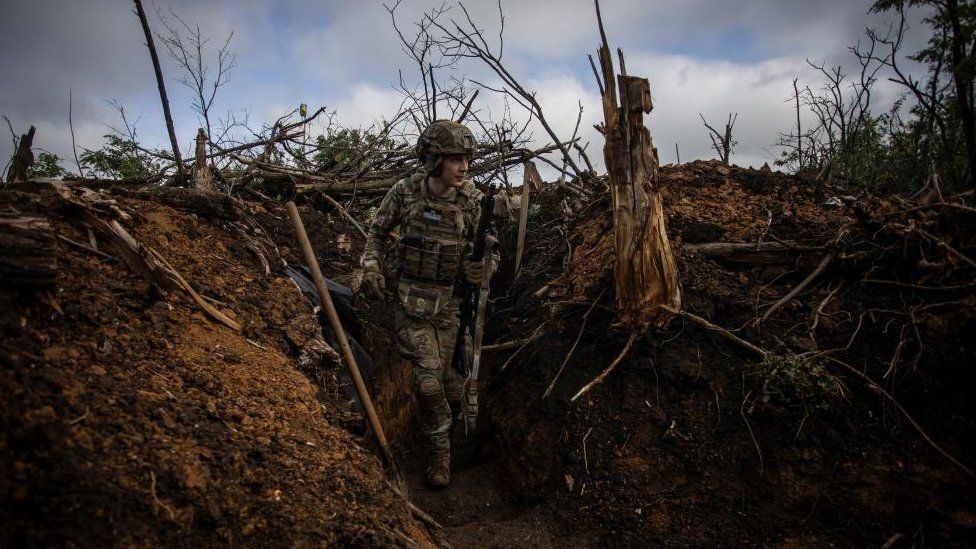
0;0;933;176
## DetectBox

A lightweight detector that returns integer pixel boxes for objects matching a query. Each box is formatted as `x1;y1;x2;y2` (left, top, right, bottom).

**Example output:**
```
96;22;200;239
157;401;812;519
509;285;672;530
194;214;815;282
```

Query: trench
359;264;574;547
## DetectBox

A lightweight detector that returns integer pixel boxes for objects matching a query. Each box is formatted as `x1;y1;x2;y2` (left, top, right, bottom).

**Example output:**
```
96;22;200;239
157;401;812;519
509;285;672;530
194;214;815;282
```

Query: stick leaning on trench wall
285;201;407;495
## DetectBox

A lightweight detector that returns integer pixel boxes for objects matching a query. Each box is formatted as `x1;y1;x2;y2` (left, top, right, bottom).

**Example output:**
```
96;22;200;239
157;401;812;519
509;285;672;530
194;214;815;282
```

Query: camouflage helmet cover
417;120;477;173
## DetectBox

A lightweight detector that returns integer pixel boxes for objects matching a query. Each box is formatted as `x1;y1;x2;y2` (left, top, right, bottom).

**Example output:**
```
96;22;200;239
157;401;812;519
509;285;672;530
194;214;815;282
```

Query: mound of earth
478;160;976;547
0;182;431;547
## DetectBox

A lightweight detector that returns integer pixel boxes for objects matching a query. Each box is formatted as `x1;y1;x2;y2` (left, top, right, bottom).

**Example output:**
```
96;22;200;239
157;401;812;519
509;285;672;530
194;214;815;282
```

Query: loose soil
2;160;975;548
0;184;429;547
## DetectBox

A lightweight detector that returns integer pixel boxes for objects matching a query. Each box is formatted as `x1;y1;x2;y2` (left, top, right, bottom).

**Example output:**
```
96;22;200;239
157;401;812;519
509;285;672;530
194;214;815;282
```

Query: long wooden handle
286;202;391;450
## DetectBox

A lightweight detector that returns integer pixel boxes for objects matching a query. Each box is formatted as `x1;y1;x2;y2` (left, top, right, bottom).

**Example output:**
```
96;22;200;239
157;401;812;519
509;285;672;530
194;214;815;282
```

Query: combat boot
425;451;451;488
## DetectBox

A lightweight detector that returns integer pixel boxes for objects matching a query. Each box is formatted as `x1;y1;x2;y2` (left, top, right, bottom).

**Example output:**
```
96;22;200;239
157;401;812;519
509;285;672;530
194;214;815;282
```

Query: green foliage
310;128;394;172
776;112;895;190
780;0;976;192
27;151;70;178
79;134;162;179
873;0;976;189
750;354;841;411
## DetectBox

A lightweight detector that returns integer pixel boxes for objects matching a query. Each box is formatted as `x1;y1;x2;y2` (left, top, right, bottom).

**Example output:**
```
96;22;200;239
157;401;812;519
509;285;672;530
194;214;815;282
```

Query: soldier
360;120;493;488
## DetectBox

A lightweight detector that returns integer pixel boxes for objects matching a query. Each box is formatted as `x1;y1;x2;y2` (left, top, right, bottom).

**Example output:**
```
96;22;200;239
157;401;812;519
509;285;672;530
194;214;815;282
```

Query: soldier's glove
361;259;386;299
463;259;486;285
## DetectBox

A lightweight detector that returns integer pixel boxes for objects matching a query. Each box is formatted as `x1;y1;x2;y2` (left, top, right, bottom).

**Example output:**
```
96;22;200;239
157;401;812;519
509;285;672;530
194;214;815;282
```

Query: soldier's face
439;154;469;187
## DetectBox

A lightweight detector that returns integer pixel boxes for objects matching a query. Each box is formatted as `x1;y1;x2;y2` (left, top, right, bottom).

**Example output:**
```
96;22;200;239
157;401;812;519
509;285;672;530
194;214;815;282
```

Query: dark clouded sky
0;0;930;175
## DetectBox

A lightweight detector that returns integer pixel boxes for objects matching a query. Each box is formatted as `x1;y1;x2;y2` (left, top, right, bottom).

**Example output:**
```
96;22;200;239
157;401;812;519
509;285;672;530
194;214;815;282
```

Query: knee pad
417;375;443;407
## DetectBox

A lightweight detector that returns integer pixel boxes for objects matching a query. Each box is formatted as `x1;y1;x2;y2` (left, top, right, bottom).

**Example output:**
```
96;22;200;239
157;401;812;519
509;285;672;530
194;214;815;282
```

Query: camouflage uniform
363;172;484;463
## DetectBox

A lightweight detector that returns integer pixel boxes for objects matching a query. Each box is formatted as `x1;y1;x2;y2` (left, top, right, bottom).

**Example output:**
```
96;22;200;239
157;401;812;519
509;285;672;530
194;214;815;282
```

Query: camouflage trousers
394;298;468;457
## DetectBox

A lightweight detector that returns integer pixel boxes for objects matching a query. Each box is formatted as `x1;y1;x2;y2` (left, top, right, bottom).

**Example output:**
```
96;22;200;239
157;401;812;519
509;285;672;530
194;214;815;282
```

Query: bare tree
385;2;576;194
385;1;458;134
806;50;881;159
156;6;237;156
106;99;164;167
858;5;955;180
403;1;590;185
700;112;738;166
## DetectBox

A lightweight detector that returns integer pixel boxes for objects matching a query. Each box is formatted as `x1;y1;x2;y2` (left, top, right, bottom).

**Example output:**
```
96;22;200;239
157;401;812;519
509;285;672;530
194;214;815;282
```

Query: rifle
451;184;496;434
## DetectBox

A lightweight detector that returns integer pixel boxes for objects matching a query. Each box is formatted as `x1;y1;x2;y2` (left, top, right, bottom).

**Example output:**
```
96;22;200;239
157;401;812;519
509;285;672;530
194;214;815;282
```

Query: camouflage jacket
363;173;484;282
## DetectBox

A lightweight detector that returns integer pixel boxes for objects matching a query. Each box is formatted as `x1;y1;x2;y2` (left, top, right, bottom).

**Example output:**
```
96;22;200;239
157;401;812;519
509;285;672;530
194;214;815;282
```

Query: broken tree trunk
132;0;184;182
6;126;36;182
593;0;681;329
0;214;57;286
111;187;246;220
192;128;217;193
685;241;809;264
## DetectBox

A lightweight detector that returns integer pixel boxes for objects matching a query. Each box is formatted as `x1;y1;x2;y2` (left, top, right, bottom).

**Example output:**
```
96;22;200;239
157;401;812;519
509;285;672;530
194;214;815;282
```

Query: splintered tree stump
192;128;218;193
6;126;36;182
594;2;681;329
0;214;57;286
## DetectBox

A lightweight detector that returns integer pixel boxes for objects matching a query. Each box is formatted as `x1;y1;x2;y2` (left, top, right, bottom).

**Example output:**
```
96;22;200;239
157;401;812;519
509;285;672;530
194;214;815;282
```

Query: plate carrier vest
395;174;479;319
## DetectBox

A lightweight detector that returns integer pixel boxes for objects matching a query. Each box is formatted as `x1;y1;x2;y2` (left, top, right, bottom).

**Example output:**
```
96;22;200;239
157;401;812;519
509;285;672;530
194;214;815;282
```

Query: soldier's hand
362;271;385;299
464;259;486;285
361;260;386;299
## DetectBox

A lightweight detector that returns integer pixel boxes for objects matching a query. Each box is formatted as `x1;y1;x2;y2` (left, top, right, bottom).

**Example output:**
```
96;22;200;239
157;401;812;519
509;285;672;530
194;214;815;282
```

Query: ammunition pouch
397;234;462;285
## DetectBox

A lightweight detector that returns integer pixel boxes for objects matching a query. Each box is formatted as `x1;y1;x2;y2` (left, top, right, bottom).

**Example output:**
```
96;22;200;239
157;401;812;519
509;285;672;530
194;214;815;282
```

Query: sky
0;0;931;178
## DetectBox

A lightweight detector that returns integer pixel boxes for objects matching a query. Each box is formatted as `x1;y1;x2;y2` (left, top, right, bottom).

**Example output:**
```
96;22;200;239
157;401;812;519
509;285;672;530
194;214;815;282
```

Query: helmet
416;120;477;175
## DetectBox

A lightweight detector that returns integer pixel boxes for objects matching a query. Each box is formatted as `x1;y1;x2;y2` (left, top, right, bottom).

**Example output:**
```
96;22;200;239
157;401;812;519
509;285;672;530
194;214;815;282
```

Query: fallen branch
543;290;605;398
319;192;367;239
500;320;550;371
741;390;764;477
147;246;242;332
661;305;768;358
483;332;543;353
58;234;115;261
862;278;976;291
210;130;303;158
570;331;638;402
0;214;58;286
149;470;176;521
685;241;814;265
809;281;843;335
759;253;833;324
389;483;442;530
914;226;976;270
75;208;167;288
822;356;975;479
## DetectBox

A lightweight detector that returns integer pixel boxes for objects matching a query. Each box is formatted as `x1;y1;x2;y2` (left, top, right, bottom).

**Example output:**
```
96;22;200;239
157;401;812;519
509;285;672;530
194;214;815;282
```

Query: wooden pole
69;90;84;178
285;201;406;493
132;0;184;181
515;161;538;275
793;78;803;171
